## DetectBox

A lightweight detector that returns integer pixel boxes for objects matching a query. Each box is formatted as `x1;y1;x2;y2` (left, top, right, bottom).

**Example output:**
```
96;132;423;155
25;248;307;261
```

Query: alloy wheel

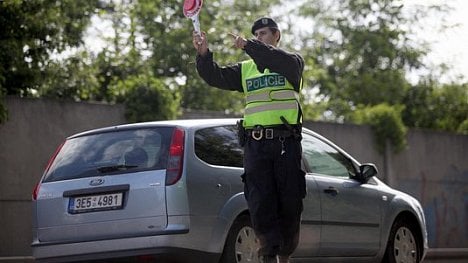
235;226;260;263
393;226;418;263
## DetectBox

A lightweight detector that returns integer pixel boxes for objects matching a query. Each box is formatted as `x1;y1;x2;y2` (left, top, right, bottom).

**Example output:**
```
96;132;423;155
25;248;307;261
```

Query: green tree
351;103;407;153
0;0;99;123
113;74;181;122
36;0;185;121
131;0;280;113
0;0;99;95
296;0;429;121
403;79;468;134
39;51;99;100
291;0;467;150
59;0;281;116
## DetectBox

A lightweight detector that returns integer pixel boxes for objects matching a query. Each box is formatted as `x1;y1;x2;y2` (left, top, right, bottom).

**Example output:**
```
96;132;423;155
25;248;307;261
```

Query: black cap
251;17;279;35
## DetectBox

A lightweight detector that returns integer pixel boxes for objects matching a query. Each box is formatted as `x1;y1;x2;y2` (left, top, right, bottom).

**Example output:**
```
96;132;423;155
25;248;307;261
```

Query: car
31;118;428;263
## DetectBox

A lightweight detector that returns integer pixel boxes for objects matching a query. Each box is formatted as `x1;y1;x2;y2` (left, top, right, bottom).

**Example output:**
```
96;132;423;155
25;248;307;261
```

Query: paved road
1;248;467;263
424;248;468;263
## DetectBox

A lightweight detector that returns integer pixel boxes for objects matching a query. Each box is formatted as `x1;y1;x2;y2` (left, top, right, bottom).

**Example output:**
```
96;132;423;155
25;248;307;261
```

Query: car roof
68;119;240;139
67;118;361;166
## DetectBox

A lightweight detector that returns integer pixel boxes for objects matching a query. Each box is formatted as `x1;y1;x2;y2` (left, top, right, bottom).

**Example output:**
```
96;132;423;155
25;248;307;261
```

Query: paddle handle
191;15;200;35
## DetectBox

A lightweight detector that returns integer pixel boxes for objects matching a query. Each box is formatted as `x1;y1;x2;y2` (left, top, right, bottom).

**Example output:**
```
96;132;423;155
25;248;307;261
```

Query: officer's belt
245;127;295;140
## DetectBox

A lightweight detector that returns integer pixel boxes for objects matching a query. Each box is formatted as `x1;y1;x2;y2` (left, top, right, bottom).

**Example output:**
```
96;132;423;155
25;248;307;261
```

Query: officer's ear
271;28;281;43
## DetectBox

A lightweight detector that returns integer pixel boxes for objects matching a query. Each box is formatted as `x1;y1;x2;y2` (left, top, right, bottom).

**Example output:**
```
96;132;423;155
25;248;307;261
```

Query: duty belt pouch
236;119;246;147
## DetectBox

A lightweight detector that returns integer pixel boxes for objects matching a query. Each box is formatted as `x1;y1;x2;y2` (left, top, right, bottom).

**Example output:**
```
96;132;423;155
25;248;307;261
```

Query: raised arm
244;39;304;91
193;31;243;92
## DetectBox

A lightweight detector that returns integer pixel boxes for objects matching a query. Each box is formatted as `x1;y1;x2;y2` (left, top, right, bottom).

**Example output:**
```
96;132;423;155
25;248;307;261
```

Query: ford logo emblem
89;178;105;186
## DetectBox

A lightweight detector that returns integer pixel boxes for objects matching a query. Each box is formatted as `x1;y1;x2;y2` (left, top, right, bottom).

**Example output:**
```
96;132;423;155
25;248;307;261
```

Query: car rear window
194;125;244;168
43;127;173;182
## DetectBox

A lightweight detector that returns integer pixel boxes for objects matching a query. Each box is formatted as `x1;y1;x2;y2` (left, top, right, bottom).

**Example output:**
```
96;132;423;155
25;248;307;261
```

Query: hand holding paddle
192;31;208;56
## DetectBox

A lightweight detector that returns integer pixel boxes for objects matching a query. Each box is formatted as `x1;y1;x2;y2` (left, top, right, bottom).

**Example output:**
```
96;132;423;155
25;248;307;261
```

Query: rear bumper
33;245;218;263
32;215;220;263
32;230;221;263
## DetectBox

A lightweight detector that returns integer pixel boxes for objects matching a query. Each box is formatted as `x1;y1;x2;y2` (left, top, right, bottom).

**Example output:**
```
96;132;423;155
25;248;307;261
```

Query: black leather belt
246;127;293;140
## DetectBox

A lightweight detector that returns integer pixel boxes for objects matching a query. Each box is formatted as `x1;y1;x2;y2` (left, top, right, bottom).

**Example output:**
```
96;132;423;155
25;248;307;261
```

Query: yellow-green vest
241;59;302;128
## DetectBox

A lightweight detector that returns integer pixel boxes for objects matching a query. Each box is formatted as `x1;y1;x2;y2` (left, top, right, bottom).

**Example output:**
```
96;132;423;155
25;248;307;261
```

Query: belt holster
237;119;246;147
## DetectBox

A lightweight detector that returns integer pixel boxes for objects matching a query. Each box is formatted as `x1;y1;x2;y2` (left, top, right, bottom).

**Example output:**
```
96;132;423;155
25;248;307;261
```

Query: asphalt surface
1;248;467;263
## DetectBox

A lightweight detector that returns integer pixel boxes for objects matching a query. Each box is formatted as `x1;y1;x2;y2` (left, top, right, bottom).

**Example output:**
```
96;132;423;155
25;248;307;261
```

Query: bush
351;103;407;153
113;75;180;123
457;119;468;135
0;87;7;124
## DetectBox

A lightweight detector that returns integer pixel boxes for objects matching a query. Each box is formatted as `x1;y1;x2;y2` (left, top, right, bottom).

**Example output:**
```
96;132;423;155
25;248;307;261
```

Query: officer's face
254;27;280;46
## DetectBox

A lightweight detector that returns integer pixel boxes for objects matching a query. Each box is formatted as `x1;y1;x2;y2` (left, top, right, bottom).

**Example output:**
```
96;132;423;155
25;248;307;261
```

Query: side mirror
358;163;378;183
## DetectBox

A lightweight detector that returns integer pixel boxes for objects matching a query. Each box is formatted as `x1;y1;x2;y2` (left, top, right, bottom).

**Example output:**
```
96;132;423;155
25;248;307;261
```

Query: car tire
219;215;260;263
383;217;420;263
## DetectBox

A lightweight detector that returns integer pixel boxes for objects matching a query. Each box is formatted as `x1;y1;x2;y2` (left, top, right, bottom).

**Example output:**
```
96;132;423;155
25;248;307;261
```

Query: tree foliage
297;0;425;116
0;0;99;95
114;74;181;122
0;0;99;123
293;0;467;150
19;0;280;122
1;0;466;140
403;79;468;134
351;103;407;153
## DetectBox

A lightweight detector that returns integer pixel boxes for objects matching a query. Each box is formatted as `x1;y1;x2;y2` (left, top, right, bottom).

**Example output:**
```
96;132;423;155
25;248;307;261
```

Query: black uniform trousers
243;134;306;257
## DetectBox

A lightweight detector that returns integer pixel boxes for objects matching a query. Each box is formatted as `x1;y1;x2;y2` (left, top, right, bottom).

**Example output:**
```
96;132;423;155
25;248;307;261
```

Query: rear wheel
219;215;260;263
383;218;420;263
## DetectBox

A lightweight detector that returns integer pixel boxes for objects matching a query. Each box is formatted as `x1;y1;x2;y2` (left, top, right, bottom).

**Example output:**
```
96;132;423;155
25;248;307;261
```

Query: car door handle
323;187;339;196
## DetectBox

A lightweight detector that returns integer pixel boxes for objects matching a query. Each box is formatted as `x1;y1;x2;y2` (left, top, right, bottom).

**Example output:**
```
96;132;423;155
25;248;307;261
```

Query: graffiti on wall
409;165;468;248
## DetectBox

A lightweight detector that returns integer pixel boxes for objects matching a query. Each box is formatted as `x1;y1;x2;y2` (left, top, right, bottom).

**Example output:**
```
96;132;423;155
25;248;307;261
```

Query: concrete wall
391;130;468;247
303;121;468;249
0;97;126;256
0;97;467;257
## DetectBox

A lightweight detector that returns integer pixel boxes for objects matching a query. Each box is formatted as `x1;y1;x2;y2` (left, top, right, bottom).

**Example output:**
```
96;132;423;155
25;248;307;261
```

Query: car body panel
36;170;168;243
315;175;382;256
32;118;428;262
294;173;321;257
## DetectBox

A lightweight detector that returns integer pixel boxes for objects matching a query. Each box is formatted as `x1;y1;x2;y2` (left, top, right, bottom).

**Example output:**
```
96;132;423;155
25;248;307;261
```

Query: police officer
192;17;306;263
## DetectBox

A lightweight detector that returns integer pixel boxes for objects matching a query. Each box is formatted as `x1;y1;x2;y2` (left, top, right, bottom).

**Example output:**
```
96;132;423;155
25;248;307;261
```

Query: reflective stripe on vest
245;101;298;115
241;59;302;128
246;90;299;104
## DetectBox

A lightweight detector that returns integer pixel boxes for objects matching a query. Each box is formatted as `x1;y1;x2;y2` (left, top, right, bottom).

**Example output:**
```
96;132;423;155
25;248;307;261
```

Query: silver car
32;119;428;263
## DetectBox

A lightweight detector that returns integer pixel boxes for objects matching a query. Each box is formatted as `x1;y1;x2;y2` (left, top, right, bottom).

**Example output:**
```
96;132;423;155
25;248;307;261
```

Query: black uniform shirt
196;39;305;93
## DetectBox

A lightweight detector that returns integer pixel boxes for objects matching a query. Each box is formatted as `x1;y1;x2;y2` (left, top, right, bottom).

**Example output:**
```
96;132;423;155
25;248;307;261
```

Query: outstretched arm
245;40;304;91
229;34;304;91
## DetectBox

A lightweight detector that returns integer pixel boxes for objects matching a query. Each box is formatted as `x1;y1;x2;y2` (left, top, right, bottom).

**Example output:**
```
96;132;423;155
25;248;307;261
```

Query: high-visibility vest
241;59;302;128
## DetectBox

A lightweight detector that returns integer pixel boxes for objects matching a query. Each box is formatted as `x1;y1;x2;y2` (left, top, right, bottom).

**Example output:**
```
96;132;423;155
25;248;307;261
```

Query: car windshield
43;127;173;182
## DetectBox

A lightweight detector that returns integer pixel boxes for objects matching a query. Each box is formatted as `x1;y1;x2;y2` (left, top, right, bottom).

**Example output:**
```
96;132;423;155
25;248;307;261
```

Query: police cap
251;17;279;35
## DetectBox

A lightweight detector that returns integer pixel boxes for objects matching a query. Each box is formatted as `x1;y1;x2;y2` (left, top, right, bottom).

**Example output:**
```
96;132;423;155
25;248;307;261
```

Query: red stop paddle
183;0;203;34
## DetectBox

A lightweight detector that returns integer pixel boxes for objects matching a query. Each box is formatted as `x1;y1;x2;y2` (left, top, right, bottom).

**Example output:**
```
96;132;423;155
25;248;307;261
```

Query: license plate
69;192;123;214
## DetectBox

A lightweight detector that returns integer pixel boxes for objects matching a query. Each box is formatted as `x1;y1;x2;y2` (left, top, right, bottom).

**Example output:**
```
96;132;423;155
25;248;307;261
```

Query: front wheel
219;215;260;263
383;218;421;263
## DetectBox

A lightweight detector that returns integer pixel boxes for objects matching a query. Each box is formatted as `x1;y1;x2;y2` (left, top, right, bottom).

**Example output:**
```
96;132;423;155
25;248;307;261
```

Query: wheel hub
394;226;418;263
235;226;260;263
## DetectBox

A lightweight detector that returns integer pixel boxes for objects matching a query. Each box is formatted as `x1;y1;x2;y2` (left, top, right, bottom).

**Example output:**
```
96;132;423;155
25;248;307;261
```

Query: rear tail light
44;141;65;174
32;141;65;200
165;127;185;185
32;182;41;201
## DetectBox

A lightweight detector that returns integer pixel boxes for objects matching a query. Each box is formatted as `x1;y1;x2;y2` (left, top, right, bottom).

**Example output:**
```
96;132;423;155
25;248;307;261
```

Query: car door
301;133;382;257
293;172;321;257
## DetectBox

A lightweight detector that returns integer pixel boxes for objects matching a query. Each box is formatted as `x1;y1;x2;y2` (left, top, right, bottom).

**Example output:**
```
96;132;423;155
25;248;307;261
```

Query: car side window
302;133;356;178
195;125;244;168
